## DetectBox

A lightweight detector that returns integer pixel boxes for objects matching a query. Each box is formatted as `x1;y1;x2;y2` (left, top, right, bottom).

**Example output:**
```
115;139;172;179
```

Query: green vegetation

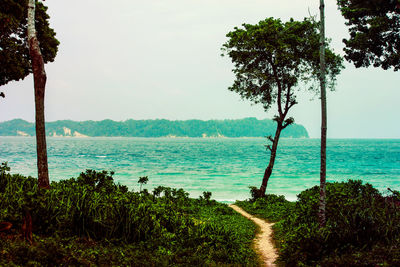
0;0;59;87
237;180;400;266
0;163;258;266
1;0;60;188
237;191;295;222
0;118;309;138
221;17;343;196
337;0;400;71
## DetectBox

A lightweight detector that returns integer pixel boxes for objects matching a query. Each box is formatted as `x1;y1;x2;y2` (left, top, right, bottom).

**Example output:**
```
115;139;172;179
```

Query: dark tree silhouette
0;0;59;86
337;0;400;70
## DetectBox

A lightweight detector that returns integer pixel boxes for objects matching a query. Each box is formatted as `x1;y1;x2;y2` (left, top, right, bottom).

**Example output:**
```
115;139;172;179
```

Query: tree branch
265;144;272;152
282;86;297;119
284;85;291;114
282;117;295;129
268;57;283;117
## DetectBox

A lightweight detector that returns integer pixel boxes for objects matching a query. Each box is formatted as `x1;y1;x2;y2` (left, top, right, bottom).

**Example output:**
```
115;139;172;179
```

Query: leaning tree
0;0;59;188
222;17;343;197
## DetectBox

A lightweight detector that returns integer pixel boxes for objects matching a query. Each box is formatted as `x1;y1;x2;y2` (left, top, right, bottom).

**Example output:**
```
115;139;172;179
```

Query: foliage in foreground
236;180;400;266
0;163;258;266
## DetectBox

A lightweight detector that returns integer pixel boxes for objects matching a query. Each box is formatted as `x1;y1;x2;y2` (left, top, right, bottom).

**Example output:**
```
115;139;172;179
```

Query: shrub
237;180;400;266
236;193;294;222
0;164;258;265
275;180;400;266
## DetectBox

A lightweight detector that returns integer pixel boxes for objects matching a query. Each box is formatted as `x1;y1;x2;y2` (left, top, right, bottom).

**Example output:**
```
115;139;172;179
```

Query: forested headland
0;118;309;138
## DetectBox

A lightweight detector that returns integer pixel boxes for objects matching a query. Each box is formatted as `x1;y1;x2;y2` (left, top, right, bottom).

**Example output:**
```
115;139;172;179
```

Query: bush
236;193;294;222
237;180;400;266
0;164;258;265
276;180;400;266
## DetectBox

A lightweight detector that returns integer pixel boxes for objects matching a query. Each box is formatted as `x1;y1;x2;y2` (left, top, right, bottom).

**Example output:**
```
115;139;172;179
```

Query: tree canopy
0;0;59;86
222;18;343;116
222;17;343;196
337;0;400;70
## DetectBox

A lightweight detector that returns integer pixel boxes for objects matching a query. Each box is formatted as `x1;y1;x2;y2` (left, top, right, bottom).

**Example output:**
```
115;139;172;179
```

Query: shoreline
0;135;309;139
1;136;399;140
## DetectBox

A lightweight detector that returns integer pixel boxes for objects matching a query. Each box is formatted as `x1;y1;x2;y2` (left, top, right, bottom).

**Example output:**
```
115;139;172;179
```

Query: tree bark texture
319;0;327;228
27;0;50;189
259;124;282;196
22;210;33;244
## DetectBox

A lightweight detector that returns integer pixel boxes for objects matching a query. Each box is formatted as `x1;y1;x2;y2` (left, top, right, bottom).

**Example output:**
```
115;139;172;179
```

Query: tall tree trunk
319;0;327;227
27;0;50;189
259;123;283;196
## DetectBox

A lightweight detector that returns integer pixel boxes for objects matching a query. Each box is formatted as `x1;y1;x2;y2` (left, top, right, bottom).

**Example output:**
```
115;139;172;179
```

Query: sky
1;0;399;138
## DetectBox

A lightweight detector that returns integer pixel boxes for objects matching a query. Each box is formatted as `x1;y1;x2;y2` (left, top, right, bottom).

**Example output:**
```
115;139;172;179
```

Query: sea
0;137;399;202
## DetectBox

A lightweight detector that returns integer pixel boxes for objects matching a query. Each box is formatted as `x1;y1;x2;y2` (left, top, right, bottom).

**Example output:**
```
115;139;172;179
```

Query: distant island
0;118;309;138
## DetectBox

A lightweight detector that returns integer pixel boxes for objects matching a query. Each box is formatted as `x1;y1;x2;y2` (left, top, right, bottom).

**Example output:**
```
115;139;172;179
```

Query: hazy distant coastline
0;118;309;138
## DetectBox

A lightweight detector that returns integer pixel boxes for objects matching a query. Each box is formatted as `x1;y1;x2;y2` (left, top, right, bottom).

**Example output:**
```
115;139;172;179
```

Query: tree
319;0;327;228
337;0;400;70
27;0;52;188
1;0;59;188
0;0;59;87
222;18;343;196
138;176;149;191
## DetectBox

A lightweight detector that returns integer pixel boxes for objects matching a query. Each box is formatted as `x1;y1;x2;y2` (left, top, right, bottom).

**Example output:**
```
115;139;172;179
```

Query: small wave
157;172;184;175
95;155;107;158
362;171;384;175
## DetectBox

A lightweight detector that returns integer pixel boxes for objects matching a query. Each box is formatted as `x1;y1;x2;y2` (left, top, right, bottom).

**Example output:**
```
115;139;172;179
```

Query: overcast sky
1;0;399;138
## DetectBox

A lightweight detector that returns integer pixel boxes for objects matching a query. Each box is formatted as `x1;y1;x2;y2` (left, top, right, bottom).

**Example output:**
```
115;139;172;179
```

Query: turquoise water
0;137;399;202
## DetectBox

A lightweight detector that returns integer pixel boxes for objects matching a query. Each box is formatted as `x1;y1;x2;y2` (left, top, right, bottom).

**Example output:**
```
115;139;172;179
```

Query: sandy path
229;204;278;267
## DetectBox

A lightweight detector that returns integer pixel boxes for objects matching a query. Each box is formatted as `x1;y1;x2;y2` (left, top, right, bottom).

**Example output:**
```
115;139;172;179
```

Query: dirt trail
229;204;278;267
